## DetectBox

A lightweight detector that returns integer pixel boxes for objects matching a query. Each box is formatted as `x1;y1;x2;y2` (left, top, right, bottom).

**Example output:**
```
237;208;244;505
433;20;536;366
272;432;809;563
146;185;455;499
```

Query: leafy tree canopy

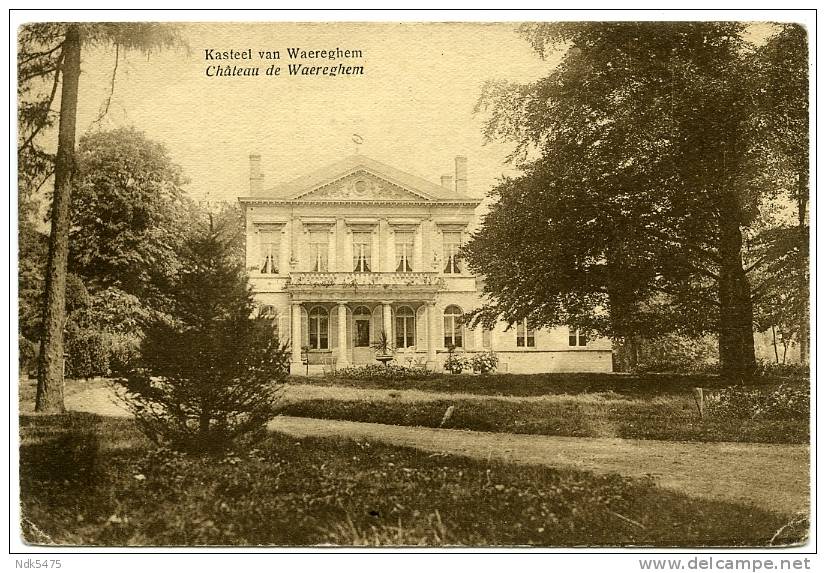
464;22;808;375
70;126;191;305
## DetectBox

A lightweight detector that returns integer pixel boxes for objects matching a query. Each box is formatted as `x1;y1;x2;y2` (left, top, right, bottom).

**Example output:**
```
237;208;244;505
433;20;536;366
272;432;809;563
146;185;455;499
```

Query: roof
245;154;477;203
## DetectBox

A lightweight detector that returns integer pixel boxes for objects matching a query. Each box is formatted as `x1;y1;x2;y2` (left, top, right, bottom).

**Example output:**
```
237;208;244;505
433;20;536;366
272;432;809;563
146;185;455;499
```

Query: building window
482;328;492;349
395;306;415;349
395;232;414;272
353;231;372;272
309;230;329;272
258;305;277;320
516;319;535;347
443;231;462;274
443;305;463;348
353;306;372;347
258;305;279;339
259;230;279;274
309;306;329;350
568;327;587;347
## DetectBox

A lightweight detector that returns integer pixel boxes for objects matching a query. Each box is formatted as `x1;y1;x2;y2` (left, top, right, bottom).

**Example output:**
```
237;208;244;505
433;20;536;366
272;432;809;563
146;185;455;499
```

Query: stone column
427;302;438;362
337;302;349;366
291;301;303;367
382;301;393;339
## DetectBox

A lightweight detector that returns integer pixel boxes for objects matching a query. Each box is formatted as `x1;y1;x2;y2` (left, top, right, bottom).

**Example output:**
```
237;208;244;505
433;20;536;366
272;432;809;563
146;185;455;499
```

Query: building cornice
238;197;481;207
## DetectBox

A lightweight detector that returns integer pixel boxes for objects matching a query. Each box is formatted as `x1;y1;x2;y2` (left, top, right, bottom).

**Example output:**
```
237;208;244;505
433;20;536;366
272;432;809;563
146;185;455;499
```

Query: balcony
286;272;445;300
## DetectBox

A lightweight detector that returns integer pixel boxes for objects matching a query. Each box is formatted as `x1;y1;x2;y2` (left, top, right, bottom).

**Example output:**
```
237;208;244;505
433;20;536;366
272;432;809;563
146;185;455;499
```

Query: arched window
309;306;329;350
443;305;463;348
395;306;416;349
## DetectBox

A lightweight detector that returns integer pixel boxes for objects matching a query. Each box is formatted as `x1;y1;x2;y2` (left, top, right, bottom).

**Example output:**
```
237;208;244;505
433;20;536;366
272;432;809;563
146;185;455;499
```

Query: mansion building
238;154;612;374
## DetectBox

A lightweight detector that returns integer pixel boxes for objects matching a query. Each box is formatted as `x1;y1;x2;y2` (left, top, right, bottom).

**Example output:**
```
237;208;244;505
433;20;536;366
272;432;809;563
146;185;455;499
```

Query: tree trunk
771;324;779;363
718;203;757;380
797;169;809;365
35;26;81;413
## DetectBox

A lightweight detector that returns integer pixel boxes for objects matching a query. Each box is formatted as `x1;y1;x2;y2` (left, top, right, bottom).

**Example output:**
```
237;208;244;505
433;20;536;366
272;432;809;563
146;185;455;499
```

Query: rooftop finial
352;133;363;154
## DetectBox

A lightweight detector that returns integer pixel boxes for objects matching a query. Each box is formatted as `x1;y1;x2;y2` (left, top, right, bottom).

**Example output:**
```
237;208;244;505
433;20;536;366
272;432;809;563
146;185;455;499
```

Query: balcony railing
287;271;444;288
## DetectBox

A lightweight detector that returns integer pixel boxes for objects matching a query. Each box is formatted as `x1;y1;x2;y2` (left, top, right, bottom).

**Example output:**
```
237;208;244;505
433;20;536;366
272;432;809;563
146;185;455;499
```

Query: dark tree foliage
70;127;191;321
745;24;809;364
118;217;289;455
465;22;808;378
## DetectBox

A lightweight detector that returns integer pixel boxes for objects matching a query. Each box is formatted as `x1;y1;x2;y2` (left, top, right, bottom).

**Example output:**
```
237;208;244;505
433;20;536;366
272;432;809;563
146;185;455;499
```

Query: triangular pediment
292;170;433;202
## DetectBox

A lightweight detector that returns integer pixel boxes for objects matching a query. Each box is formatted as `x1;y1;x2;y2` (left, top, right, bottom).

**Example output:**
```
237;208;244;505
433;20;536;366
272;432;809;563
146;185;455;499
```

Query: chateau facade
238;154;612;374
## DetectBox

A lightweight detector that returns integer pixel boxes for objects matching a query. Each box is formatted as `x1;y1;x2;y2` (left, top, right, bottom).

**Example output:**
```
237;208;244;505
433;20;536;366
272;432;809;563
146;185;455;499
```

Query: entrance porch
288;299;439;374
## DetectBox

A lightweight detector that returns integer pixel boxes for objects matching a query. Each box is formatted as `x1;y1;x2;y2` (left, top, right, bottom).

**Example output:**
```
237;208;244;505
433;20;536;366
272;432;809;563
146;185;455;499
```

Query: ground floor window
443;305;463;348
309;306;329;349
395;306;415;348
481;327;492;349
568;327;587;347
516;319;535;347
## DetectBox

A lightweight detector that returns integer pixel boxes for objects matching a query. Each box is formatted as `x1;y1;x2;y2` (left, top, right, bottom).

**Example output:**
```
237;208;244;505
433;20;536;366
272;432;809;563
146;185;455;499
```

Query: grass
280;392;809;444
19;412;806;547
18;376;109;413
293;372;802;398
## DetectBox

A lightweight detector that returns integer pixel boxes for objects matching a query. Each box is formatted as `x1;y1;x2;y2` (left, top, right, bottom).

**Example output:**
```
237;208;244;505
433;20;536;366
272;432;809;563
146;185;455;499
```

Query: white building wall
242;162;614;375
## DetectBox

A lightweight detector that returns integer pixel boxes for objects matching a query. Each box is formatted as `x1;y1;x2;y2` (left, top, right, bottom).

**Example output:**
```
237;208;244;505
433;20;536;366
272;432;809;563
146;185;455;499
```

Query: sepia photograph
14;12;812;552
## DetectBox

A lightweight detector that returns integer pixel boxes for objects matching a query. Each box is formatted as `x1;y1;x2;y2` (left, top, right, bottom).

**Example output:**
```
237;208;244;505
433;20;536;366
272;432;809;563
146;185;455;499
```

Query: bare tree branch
17;41;64;66
89;43;119;128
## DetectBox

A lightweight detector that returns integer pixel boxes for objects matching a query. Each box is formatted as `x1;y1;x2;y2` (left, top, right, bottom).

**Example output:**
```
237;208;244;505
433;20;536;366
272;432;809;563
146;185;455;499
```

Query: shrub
107;333;141;376
635;334;718;373
65;325;110;379
705;383;809;420
116;219;290;455
334;363;439;381
19;336;38;376
470;351;499;375
443;346;468;374
754;360;809;379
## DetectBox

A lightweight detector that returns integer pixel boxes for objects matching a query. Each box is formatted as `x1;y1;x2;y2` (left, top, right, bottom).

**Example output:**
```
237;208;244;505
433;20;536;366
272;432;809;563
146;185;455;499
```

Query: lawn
280;374;809;444
19;412;806;546
293;371;800;397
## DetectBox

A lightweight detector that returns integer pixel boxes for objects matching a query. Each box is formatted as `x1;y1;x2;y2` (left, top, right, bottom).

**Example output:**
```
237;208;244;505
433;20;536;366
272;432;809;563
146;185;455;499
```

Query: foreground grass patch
280;393;808;444
20;413;805;546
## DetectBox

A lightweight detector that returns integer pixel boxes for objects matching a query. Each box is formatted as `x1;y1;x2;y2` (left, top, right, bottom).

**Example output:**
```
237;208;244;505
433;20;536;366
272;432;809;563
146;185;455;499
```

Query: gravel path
63;386;809;515
268;416;809;516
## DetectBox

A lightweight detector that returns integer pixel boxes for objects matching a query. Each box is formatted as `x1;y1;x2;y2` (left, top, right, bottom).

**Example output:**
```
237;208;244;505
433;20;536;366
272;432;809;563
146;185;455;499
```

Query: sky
68;22;557;204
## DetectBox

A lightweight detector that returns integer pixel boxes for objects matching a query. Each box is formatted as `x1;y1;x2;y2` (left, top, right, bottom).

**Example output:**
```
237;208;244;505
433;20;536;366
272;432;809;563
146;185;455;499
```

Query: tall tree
18;23;182;412
748;24;809;364
466;22;806;378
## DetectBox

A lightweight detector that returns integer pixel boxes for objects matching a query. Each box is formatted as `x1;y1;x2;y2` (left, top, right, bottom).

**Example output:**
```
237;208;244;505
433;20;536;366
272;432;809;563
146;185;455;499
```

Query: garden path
64;385;809;516
268;415;809;516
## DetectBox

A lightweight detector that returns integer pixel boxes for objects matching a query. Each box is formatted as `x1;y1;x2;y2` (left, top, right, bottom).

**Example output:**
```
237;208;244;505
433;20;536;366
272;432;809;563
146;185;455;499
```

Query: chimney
454;155;468;195
249;154;264;194
440;175;454;190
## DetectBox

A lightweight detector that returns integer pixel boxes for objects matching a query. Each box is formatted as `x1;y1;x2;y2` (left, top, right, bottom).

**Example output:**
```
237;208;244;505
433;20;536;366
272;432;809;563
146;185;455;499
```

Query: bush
443;346;468;374
755;360;809;379
470;351;499;374
706;383;809;420
19;336;37;376
116;220;290;455
334;363;440;381
635;334;718;373
107;333;141;376
65;326;110;379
